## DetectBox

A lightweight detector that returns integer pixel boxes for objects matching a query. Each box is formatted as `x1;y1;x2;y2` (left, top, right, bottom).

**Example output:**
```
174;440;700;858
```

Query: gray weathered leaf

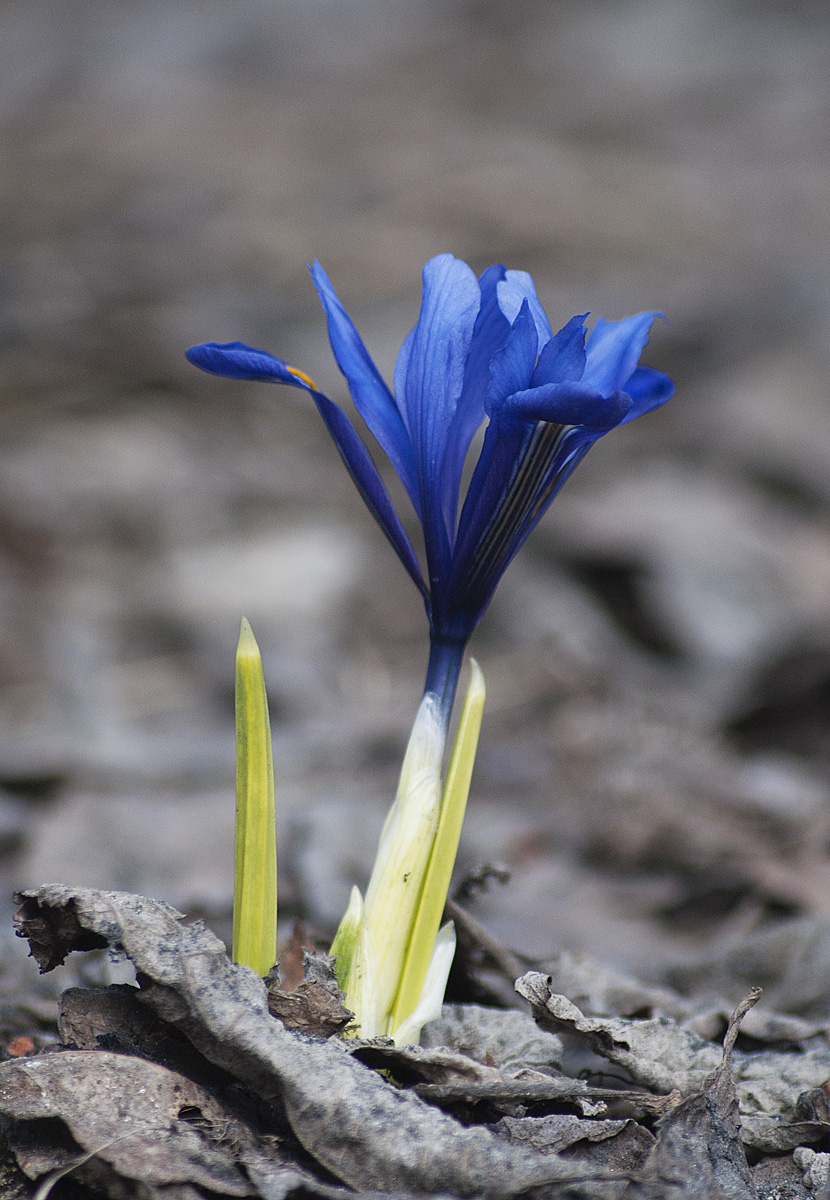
516;972;830;1152
516;971;721;1094
621;992;760;1200
421;1004;564;1073
0;1050;255;1195
13;887;601;1196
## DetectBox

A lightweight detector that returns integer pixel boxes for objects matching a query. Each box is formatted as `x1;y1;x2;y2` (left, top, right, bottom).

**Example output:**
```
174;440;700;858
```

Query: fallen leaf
623;991;760;1199
267;978;354;1037
0;1050;255;1195
516;971;830;1152
267;949;354;1037
516;971;722;1094
13;887;604;1196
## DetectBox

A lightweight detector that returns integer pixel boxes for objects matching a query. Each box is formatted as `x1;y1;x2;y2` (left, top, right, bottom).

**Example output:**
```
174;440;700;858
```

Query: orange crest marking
287;365;318;390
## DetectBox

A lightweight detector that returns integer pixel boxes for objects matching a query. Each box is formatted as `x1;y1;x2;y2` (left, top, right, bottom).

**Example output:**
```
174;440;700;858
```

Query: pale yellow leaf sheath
390;660;485;1041
332;660;486;1043
233;617;277;976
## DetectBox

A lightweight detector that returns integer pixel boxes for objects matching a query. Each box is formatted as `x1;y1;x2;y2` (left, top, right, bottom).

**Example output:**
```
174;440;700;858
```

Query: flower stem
423;637;466;730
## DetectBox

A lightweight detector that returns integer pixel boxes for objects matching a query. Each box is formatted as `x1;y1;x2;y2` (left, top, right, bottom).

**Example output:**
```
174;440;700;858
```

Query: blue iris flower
187;255;674;722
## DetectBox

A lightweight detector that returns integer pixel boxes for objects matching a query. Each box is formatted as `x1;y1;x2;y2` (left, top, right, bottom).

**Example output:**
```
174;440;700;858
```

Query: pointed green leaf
233;617;277;977
330;884;363;992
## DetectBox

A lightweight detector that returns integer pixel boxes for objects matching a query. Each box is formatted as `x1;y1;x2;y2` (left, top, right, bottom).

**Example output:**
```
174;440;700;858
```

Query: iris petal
306;388;429;605
311;262;420;514
394;254;480;574
531;314;588;387
450;421;597;631
186;342;302;383
473;429;595;605
186;342;428;606
445;412;534;638
486;301;538;410
394;255;480;470
619;366;676;422
440;264;510;538
582;312;661;393
497;270;553;351
503;383;632;430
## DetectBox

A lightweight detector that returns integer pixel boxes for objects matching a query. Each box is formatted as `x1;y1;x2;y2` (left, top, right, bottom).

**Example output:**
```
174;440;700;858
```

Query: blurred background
2;0;830;1003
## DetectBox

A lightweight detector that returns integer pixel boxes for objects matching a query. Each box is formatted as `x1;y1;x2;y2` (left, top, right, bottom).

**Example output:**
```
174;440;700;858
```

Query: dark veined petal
448;418;600;632
531;314;588;387
619;365;676;423
393;254;481;577
486;301;538;409
310;262;420;514
581;312;661;393
496;270;553;351
436;412;533;639
186;342;429;608
502;382;632;430
440;264;511;539
450;352;672;626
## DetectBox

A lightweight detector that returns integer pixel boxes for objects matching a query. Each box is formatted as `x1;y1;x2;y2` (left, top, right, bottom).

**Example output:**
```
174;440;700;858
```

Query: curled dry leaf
0;1046;374;1200
267;951;354;1037
622;990;761;1200
535;946;823;1044
516;971;722;1094
518;973;830;1154
421;1003;564;1073
499;1111;656;1180
12;887;603;1196
267;978;354;1037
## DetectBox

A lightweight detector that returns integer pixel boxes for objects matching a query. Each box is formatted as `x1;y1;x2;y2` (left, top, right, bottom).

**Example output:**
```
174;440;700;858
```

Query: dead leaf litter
0;886;828;1198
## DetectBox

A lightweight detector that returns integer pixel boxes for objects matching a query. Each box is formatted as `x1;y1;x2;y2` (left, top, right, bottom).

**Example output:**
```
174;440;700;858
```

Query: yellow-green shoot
233;617;277;977
331;660;485;1044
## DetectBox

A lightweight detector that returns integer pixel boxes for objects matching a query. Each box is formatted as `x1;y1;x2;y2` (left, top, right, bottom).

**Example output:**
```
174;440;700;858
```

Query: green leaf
330;884;363;992
233;617;277;977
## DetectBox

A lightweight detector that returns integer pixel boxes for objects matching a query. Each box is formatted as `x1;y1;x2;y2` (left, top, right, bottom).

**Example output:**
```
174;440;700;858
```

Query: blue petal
468;429;596;611
393;254;481;574
619;366;676;423
440;264;511;537
531;314;588;387
441;412;533;638
581;312;661;393
186;342;428;607
496;270;554;351
305;387;429;605
449;420;600;631
486;300;539;412
503;382;632;430
186;341;303;384
311;262;420;514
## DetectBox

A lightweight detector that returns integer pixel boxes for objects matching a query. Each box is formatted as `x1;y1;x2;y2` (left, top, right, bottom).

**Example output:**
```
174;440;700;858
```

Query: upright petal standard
187;254;673;718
